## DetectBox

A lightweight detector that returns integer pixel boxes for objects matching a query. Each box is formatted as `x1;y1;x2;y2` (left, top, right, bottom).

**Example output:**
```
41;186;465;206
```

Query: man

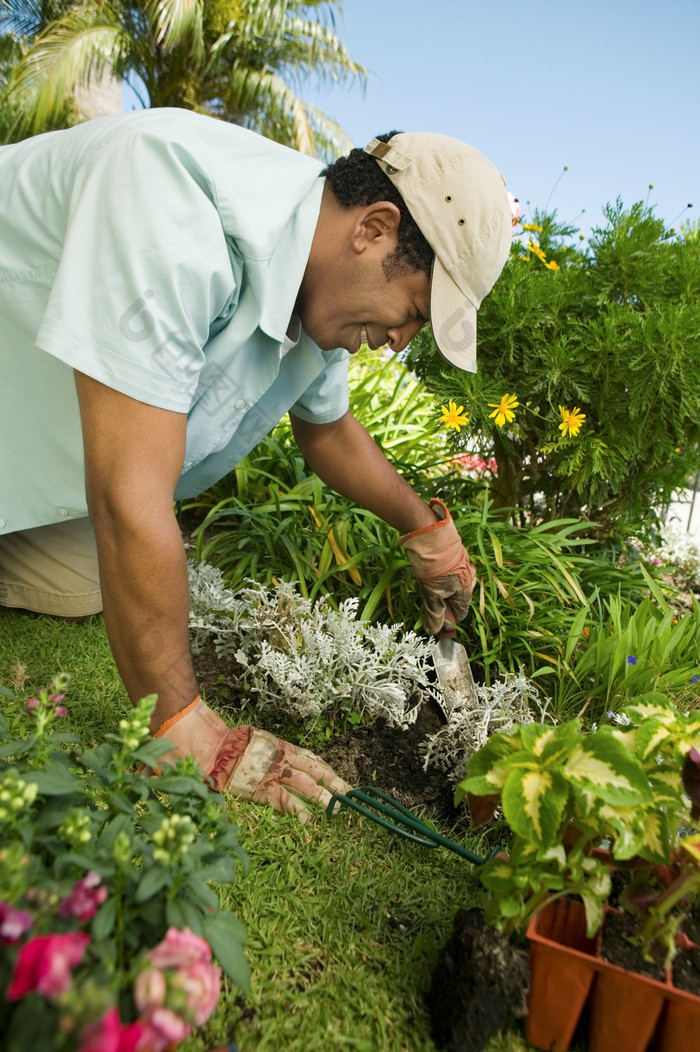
0;110;512;819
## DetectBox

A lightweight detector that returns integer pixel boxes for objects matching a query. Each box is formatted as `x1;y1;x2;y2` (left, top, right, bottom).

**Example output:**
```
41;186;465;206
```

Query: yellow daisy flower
527;239;547;262
558;405;586;437
522;222;544;233
545;259;560;271
488;393;519;428
440;401;469;432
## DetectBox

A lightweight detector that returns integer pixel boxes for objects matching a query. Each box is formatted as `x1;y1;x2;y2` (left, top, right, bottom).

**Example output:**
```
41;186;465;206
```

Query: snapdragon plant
0;675;249;1050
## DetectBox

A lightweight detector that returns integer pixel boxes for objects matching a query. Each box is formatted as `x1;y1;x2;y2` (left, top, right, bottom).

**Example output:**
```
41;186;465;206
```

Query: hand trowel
432;602;478;718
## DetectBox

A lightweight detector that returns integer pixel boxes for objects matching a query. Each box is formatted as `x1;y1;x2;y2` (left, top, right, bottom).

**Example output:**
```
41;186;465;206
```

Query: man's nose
386;318;424;354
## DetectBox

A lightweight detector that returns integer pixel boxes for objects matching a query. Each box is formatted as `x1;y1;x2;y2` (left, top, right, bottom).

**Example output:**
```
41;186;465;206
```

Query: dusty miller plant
635;521;700;585
188;560;440;727
421;669;552;785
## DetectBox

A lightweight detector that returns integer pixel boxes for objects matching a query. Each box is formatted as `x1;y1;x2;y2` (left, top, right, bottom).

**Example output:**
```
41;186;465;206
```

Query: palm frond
5;7;128;134
145;0;204;61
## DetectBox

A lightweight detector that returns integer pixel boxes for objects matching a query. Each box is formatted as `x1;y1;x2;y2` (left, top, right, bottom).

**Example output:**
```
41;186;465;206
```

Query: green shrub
406;205;700;540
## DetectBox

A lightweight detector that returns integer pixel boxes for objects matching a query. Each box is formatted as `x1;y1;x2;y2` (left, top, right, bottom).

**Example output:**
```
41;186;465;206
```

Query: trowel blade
432;636;478;718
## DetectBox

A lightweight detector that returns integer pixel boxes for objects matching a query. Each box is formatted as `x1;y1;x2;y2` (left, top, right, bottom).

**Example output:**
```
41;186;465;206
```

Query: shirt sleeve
35;129;235;413
289;346;350;424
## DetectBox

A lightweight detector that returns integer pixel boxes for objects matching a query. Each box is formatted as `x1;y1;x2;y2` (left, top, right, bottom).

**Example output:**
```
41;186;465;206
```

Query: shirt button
235;399;246;410
57;508;69;517
0;519;5;528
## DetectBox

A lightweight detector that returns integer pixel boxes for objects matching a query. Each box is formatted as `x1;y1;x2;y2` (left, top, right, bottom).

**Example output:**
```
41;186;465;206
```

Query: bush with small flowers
0;675;249;1051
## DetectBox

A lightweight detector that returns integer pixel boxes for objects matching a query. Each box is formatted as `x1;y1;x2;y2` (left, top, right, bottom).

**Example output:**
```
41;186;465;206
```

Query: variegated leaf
580;889;605;938
597;804;645;859
637;810;671;863
502;766;568;848
622;693;675;724
636;719;671;760
564;733;652;806
479;858;517;892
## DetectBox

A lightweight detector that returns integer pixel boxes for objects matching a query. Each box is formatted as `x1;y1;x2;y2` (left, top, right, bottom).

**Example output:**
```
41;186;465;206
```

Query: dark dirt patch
319;699;471;831
426;907;529;1052
601;910;667;981
671;943;700;995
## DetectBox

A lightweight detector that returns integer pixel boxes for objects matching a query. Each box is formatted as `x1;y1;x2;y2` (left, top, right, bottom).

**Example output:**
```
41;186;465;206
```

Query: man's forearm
91;508;198;732
290;410;437;534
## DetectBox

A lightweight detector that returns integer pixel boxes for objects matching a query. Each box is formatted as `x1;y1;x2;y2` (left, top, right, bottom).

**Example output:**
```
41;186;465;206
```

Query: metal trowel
432;602;478;718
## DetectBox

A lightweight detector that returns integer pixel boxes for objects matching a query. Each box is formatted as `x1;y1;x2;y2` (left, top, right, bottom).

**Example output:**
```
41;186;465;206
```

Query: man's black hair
322;132;434;281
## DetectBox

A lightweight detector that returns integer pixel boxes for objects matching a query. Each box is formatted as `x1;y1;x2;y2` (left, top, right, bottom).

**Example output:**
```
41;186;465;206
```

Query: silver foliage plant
188;560;440;728
636;520;700;584
421;670;553;786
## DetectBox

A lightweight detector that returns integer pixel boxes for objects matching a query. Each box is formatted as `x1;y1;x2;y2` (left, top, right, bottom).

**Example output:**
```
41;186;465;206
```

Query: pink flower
147;927;212;970
25;698;39;713
78;1007;144;1052
7;931;89;1000
57;872;109;923
138;1008;191;1051
0;901;34;943
175;959;221;1025
508;191;520;226
134;968;167;1013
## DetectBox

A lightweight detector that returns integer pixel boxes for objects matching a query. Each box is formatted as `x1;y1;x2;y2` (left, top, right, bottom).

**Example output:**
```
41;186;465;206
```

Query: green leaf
171;896;205;935
186;879;220;912
136;867;172;903
31;762;82;795
150;774;209;798
203;912;250;993
198;856;241;885
92;897;116;941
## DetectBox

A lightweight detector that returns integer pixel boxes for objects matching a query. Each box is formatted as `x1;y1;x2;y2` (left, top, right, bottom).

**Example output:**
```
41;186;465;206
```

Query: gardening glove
398;498;476;635
151;697;351;823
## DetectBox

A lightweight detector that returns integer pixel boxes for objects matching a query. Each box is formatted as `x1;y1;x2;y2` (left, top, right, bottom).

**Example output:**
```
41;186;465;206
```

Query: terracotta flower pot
525;898;700;1052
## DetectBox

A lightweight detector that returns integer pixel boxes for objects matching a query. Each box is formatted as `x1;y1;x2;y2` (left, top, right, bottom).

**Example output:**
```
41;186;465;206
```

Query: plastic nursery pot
525;898;599;1052
525;897;700;1052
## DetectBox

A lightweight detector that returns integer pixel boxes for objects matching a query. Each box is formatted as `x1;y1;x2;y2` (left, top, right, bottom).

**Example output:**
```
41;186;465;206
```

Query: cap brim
430;256;478;372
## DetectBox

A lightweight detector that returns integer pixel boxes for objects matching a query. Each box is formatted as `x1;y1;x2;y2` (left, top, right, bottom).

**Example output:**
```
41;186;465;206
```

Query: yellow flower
440;401;469;432
558;405;586;437
522;223;544;233
528;239;547;262
488;393;519;428
545;259;560;271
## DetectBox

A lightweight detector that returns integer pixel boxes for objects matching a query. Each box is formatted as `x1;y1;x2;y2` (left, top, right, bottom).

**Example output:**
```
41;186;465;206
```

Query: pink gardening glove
152;698;351;823
397;498;476;635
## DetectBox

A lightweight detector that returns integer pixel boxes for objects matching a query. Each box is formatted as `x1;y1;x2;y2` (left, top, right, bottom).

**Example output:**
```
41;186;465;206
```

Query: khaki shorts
0;517;103;617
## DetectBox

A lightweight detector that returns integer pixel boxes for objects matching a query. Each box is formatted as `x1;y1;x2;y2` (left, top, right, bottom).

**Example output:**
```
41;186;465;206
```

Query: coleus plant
457;692;700;961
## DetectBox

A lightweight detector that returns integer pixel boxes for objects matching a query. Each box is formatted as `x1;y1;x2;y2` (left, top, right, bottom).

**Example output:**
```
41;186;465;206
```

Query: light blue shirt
0;108;349;533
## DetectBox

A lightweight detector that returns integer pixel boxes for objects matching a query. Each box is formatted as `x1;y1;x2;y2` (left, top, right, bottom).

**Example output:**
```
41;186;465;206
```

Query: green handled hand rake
326;785;501;865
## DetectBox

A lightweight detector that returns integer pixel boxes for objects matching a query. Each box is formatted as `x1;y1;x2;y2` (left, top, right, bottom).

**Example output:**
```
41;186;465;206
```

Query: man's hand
153;698;351;823
398;498;476;634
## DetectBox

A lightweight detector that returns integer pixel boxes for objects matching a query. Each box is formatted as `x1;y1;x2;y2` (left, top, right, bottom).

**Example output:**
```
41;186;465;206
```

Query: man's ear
350;201;401;253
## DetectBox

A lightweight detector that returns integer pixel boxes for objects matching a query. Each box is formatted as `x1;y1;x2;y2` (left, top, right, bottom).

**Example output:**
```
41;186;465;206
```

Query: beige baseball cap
364;132;512;372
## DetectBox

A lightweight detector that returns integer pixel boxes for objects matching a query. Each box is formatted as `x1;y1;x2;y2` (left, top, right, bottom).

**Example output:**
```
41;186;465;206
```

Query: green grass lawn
0;607;536;1052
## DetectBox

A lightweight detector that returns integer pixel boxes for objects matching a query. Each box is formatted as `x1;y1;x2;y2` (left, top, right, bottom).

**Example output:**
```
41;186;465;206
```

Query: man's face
297;219;431;356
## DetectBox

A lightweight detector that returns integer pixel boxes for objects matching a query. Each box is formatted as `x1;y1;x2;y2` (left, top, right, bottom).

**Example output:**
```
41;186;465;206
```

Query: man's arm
289;409;438;533
74;371;198;732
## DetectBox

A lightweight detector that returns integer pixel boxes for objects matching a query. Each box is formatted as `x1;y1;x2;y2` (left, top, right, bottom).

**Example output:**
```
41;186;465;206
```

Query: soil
319;699;472;832
602;869;700;995
601;909;667;982
425;907;529;1052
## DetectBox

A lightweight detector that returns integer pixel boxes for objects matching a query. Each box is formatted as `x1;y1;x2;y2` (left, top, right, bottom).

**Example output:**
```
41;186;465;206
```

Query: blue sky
299;0;698;240
122;0;698;241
